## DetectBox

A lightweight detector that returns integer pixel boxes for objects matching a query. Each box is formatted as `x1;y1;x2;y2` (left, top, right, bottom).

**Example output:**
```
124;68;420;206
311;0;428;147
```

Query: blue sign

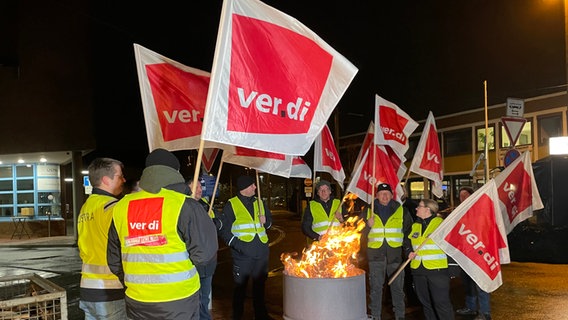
83;176;91;187
201;175;218;198
504;148;521;167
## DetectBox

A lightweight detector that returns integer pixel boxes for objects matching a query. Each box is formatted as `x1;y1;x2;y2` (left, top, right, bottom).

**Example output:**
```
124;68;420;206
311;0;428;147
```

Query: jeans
368;258;406;319
463;272;491;314
79;299;127;320
199;275;213;320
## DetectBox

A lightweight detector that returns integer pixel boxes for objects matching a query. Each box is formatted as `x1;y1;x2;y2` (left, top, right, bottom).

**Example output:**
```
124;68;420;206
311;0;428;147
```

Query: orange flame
281;216;366;278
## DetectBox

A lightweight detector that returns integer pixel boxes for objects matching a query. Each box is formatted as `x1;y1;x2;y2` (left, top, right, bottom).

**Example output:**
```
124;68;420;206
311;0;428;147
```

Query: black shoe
456;307;477;316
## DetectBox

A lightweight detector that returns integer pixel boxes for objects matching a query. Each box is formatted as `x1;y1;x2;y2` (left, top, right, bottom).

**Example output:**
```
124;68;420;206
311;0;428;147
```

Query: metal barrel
283;272;368;320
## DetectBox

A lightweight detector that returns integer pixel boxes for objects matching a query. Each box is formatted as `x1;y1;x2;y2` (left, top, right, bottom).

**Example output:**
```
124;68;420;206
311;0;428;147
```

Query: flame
281;216;366;278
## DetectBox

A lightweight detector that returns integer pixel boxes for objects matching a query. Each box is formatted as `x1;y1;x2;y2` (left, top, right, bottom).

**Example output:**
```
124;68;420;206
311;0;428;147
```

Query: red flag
201;0;358;155
409;112;443;198
346;144;403;204
221;146;292;178
352;122;374;175
134;44;212;151
314;125;345;188
374;94;418;158
290;157;312;178
494;151;543;234
202;148;220;173
430;180;510;292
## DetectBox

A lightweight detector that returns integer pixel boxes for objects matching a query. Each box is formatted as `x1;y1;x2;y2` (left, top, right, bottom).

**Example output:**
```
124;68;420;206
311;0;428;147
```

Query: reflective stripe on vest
409;217;448;270
78;194;123;289
229;197;268;243
367;205;404;249
113;189;200;302
310;199;342;235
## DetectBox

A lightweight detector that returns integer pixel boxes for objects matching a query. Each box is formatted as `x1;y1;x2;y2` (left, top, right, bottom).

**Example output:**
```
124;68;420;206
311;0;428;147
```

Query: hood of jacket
139;165;185;194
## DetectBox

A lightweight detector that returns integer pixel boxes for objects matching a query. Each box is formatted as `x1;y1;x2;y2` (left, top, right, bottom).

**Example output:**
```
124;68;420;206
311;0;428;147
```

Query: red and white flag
314;125;345;188
352;122;375;175
494;151;543;234
429;180;510;293
385;145;407;181
221;146;292;178
201;0;358;155
134;44;213;151
202;148;220;173
346;143;403;204
374;94;419;158
409;112;443;198
290;156;312;178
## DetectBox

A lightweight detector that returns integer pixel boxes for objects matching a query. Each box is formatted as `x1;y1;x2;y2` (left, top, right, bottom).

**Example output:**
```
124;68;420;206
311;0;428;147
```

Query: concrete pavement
0;212;567;319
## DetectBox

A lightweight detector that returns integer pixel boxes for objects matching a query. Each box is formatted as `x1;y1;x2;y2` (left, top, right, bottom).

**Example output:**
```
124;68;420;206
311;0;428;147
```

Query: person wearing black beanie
217;175;274;320
107;148;218;320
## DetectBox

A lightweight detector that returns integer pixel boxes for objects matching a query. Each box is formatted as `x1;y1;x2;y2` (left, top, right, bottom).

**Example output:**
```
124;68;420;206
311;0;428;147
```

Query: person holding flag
365;183;413;320
408;199;454;320
301;180;344;243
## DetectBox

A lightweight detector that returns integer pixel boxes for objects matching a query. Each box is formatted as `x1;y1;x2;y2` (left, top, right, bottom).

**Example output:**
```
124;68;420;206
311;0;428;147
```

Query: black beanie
145;148;180;171
237;175;254;191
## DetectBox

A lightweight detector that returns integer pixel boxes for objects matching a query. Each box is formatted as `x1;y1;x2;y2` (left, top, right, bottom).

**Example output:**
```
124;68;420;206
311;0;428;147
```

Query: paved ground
0;211;567;319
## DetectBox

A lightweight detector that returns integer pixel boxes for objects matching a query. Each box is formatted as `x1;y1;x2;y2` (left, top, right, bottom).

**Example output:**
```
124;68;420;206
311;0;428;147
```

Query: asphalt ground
0;211;567;319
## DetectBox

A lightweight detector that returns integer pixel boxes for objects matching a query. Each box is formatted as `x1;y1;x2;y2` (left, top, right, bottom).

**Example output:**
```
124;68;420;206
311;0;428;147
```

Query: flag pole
484;80;489;182
255;170;265;221
387;237;429;285
207;159;224;217
191;140;206;196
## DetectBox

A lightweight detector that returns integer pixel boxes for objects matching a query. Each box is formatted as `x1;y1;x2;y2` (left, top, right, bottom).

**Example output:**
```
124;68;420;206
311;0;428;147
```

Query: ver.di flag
409;111;443;198
202;148;220;173
201;0;358;155
290;156;312;178
221;146;293;178
314;125;345;188
134;44;212;151
352;122;375;175
494;151;543;234
374;94;418;158
346;143;403;204
429;180;510;293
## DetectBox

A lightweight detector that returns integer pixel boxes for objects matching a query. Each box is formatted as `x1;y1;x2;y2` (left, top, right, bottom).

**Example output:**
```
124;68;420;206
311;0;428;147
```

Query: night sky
88;0;566;165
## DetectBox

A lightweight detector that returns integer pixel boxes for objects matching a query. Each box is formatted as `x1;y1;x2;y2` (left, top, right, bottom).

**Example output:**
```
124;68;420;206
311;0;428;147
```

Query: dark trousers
232;254;269;320
413;271;454;320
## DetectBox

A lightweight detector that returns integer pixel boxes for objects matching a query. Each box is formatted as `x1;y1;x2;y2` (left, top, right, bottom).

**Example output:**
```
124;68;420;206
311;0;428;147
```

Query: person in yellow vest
301;179;343;242
218;175;273;320
408;199;454;320
188;179;219;320
107;149;218;320
77;157;127;320
365;183;413;320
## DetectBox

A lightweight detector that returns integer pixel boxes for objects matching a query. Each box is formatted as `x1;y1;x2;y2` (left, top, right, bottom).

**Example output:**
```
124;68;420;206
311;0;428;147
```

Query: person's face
376;190;392;205
416;201;431;219
459;190;471;203
239;183;256;197
109;165;125;196
317;185;331;201
190;182;203;200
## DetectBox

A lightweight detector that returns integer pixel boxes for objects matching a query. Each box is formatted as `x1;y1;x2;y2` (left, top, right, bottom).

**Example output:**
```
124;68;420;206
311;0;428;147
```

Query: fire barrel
283;272;368;320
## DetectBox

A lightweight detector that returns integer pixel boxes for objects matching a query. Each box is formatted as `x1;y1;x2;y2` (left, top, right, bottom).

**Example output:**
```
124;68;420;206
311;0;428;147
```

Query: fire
281;216;366;278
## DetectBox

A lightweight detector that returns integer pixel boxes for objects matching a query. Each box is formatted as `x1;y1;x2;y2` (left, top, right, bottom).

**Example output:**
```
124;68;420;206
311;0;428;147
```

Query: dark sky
88;0;566;163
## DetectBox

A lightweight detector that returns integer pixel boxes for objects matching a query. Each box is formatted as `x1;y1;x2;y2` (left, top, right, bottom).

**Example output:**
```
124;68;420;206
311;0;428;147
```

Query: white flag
429;180;510;292
409;112;443;198
374;94;418;158
221;146;292;178
201;0;358;155
134;44;212;151
314;125;345;188
494;151;543;234
290;157;312;178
